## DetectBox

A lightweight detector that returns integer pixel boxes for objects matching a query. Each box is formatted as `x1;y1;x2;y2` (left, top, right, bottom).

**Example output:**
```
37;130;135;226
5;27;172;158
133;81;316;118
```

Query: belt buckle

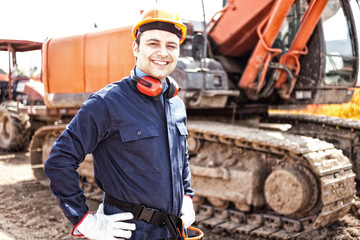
138;206;156;223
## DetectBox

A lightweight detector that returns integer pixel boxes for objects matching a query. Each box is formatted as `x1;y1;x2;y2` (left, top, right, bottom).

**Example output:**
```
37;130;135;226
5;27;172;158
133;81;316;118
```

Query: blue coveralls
44;69;194;239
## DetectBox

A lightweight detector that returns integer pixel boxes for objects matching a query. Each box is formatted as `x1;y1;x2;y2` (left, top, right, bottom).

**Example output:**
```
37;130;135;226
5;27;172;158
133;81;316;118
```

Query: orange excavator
1;0;359;238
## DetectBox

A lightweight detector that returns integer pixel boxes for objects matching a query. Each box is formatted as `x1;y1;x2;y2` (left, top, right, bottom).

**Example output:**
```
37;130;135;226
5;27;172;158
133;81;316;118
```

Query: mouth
151;60;170;66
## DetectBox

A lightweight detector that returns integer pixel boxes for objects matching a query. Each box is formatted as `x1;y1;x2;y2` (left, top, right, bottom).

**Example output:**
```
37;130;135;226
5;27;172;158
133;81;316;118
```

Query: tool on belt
105;193;203;240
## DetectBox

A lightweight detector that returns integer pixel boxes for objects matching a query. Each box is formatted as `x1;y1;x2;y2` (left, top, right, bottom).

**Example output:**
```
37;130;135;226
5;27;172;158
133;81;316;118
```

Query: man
44;7;195;240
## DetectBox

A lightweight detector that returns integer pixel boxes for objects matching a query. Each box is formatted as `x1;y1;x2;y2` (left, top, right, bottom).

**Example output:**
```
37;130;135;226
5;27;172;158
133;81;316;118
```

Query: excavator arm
208;0;359;101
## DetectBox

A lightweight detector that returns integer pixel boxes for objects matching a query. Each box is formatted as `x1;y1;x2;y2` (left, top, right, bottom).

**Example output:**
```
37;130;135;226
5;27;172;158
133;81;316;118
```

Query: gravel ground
0;150;360;240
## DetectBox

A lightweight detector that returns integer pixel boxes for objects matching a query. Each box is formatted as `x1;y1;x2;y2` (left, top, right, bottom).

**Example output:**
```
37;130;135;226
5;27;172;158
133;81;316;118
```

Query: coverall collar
128;66;169;102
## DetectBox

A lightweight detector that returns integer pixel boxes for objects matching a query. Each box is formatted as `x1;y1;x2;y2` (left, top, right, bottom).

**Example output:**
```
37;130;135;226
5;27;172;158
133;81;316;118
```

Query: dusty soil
1;150;360;240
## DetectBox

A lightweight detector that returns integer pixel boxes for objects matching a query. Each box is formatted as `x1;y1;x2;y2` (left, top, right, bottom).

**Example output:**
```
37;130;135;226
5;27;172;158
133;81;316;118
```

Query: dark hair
135;32;142;46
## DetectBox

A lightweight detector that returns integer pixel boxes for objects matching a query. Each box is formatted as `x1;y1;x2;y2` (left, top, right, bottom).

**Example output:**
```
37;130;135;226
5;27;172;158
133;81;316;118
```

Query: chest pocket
119;124;160;172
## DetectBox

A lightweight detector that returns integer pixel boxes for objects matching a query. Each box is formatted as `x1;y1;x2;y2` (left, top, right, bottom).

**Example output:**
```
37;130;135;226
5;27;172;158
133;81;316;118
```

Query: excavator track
29;124;67;185
267;113;360;184
185;120;356;239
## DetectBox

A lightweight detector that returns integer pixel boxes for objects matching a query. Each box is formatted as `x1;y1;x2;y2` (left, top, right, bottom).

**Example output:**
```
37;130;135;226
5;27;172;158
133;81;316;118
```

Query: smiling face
132;29;180;81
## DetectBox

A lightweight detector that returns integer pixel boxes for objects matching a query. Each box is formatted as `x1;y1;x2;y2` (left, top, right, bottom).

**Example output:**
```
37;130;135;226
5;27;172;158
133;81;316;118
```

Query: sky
0;0;223;74
0;0;359;76
0;0;223;42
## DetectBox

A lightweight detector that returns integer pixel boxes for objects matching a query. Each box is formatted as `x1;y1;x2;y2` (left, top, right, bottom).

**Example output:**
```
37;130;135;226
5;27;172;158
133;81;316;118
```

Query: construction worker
44;7;195;240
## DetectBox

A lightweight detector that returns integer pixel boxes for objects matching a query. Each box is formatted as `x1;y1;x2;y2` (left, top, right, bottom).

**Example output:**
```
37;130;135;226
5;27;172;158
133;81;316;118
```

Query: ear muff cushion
166;77;180;99
136;76;163;98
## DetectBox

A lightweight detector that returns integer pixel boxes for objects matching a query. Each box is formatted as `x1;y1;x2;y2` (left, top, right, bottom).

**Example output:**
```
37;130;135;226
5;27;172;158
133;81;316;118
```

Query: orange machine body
42;26;135;108
208;0;275;57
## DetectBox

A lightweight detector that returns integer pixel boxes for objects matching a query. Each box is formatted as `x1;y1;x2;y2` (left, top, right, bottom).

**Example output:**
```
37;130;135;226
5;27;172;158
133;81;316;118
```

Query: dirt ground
1;150;360;240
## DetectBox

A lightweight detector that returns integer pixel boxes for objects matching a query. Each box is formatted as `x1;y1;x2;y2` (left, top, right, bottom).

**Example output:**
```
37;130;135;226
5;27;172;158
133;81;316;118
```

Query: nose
157;45;169;58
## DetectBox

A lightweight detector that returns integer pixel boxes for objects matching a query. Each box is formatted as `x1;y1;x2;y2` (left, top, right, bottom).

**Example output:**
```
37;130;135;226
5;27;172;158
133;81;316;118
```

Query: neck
135;66;166;82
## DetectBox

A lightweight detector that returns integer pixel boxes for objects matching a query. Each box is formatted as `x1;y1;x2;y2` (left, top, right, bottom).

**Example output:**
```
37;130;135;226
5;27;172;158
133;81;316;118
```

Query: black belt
104;193;183;240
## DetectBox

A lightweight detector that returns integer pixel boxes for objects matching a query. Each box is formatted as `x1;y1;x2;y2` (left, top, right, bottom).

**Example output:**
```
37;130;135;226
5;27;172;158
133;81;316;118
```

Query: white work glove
74;203;136;240
180;195;196;229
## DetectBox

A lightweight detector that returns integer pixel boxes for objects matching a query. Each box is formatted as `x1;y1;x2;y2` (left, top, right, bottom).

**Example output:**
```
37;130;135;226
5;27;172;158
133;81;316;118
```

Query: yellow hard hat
132;8;187;44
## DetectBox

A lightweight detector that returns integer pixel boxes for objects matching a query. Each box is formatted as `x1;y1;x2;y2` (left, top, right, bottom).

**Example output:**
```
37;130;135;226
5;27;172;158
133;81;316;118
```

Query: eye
167;44;178;49
148;42;158;46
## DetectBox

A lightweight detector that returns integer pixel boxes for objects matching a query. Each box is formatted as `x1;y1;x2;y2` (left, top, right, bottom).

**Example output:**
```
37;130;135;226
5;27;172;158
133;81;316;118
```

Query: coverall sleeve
44;96;111;226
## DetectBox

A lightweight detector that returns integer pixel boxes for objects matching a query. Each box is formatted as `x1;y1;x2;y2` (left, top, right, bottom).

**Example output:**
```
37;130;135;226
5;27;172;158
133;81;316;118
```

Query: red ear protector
166;76;180;99
131;69;180;99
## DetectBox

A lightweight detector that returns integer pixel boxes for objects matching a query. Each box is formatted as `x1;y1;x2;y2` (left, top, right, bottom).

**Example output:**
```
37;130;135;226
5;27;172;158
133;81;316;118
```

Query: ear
132;41;139;58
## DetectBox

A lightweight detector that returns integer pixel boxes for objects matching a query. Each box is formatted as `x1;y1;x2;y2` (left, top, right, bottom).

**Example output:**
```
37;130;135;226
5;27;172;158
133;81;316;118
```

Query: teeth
153;60;167;65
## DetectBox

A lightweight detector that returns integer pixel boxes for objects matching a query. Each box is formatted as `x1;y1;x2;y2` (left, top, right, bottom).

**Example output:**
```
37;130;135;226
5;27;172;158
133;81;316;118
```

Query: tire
0;101;31;151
